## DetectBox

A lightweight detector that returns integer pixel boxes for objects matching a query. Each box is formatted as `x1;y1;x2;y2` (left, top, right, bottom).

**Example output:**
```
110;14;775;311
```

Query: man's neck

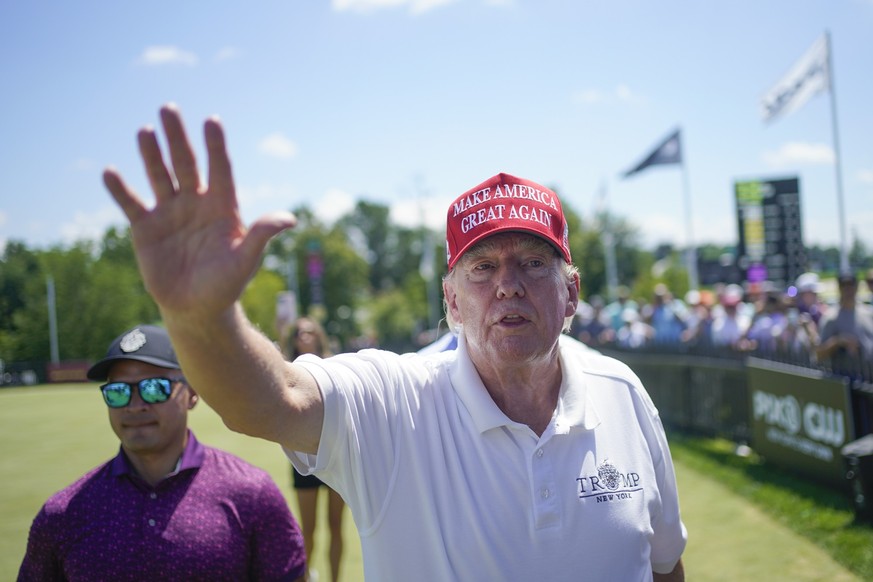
124;436;188;487
475;356;562;437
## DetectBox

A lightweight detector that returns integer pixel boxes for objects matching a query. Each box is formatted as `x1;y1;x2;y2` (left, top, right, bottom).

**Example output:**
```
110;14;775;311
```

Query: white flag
760;34;830;122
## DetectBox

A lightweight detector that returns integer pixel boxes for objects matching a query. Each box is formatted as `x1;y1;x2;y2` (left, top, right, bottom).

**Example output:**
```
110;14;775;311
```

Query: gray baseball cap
87;324;180;381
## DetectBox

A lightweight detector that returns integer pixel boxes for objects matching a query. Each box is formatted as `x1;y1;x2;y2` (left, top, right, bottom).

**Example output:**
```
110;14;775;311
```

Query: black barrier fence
603;345;873;436
601;343;873;498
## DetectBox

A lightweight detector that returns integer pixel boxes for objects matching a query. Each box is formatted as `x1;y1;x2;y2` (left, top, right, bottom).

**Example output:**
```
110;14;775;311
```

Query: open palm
103;105;296;319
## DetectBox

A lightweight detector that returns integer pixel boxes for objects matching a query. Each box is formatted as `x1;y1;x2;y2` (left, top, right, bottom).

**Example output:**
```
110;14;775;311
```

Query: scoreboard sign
735;177;806;289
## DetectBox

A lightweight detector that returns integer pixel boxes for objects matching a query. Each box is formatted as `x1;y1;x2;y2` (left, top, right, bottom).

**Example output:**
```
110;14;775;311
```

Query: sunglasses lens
139;378;172;404
101;383;131;408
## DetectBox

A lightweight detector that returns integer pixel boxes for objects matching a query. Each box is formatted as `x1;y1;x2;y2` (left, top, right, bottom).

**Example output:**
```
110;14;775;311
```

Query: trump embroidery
577;459;643;502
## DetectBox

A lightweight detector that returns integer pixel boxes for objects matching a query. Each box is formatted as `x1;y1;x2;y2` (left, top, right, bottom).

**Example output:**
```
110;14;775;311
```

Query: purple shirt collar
109;429;206;480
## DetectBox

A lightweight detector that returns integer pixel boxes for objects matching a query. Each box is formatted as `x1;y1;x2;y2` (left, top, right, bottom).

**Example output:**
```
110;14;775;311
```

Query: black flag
622;128;682;178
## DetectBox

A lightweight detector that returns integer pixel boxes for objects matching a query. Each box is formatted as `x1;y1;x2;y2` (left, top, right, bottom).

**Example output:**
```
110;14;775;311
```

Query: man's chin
120;426;160;448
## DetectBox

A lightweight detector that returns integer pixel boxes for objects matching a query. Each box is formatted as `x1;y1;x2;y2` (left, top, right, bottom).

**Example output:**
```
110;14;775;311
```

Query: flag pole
598;179;619;303
417;177;440;331
46;276;59;364
826;30;849;273
681;156;699;291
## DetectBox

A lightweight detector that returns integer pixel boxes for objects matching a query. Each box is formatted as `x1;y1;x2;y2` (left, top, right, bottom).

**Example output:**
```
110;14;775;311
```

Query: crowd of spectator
572;269;873;380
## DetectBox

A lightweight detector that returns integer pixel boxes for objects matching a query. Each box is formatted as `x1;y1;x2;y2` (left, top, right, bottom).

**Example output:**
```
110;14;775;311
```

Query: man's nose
496;265;525;299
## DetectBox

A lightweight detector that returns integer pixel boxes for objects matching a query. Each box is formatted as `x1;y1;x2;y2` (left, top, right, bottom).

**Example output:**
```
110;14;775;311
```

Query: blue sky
1;0;871;256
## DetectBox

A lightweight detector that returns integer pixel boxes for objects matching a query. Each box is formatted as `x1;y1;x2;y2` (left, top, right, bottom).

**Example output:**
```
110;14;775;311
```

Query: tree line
2;192;870;367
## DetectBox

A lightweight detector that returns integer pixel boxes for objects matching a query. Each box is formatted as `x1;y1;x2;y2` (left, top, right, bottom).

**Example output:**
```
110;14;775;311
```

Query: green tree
336;200;427;293
266;206;369;349
365;285;425;352
331;199;442;347
242;269;286;341
560;197;643;301
87;229;160;357
0;242;42;360
849;230;871;270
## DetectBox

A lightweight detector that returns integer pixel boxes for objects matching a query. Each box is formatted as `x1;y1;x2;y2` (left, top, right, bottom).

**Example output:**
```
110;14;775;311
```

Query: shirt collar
109;429;206;479
554;335;601;433
448;333;600;435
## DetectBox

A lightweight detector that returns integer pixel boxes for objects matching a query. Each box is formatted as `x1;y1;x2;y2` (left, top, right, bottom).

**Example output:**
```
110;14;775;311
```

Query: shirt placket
144;489;160;532
531;432;560;530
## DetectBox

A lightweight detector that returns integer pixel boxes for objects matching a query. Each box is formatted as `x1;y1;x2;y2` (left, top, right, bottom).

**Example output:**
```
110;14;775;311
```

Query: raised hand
103;105;296;320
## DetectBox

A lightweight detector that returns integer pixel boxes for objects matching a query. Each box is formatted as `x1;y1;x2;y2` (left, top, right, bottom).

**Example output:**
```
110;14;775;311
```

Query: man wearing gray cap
18;324;306;582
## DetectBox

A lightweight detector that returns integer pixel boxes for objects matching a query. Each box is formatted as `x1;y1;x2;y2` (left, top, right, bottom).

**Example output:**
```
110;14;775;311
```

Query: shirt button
536;448;544;458
148;519;156;527
150;493;157;499
541;488;551;499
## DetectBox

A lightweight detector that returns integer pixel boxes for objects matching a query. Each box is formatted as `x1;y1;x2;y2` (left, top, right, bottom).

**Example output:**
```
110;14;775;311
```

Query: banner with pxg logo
749;358;853;488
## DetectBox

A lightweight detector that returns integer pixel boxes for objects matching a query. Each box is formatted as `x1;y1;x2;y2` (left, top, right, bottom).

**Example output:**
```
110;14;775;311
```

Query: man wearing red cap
102;105;686;581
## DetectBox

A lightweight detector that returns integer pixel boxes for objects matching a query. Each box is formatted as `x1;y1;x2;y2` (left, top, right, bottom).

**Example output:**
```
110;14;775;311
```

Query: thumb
240;211;298;264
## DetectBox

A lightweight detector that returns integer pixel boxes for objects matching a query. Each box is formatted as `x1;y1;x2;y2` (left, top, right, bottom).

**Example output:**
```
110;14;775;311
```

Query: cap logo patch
120;329;147;353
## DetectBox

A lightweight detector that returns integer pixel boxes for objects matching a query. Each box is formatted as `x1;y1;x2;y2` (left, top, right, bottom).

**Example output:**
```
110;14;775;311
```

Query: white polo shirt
288;334;687;581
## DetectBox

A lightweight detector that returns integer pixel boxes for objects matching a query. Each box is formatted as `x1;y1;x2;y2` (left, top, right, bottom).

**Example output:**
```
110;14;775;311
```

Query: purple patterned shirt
18;431;306;581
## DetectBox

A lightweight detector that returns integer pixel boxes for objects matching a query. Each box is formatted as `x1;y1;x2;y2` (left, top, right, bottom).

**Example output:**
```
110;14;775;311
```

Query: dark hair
285;317;332;359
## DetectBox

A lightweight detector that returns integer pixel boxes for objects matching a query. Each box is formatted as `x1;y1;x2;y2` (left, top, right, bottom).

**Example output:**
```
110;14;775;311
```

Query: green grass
669;433;873;580
0;384;364;581
2;385;871;581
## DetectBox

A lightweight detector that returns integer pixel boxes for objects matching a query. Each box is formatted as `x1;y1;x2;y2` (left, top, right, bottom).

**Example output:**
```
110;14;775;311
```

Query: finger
138;126;177;203
103;168;149;222
240;212;298;266
160;104;202;194
204;116;236;208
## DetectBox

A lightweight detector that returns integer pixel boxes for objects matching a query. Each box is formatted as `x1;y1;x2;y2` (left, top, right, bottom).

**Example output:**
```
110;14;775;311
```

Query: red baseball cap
445;173;571;269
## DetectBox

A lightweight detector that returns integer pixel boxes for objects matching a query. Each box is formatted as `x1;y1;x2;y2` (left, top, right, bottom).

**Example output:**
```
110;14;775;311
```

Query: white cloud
331;0;460;13
615;84;645;104
138;46;199;67
761;142;834;168
258;133;299;159
68;158;96;172
637;213;683;247
390;194;450;231
314;188;357;224
237;183;296;208
857;169;873;185
333;0;406;11
59;206;126;244
214;46;241;62
409;0;459;13
573;84;644;106
572;89;604;104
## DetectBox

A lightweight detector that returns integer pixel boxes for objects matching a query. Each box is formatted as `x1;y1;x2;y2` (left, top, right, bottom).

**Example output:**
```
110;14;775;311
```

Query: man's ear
443;278;461;326
186;386;199;410
566;272;581;318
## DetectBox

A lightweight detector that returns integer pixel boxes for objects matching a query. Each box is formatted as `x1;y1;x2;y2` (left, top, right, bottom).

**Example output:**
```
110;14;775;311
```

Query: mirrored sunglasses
99;377;184;408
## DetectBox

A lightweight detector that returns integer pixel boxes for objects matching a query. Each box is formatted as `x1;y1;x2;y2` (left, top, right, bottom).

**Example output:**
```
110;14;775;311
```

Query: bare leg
327;487;345;582
295;487;319;579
